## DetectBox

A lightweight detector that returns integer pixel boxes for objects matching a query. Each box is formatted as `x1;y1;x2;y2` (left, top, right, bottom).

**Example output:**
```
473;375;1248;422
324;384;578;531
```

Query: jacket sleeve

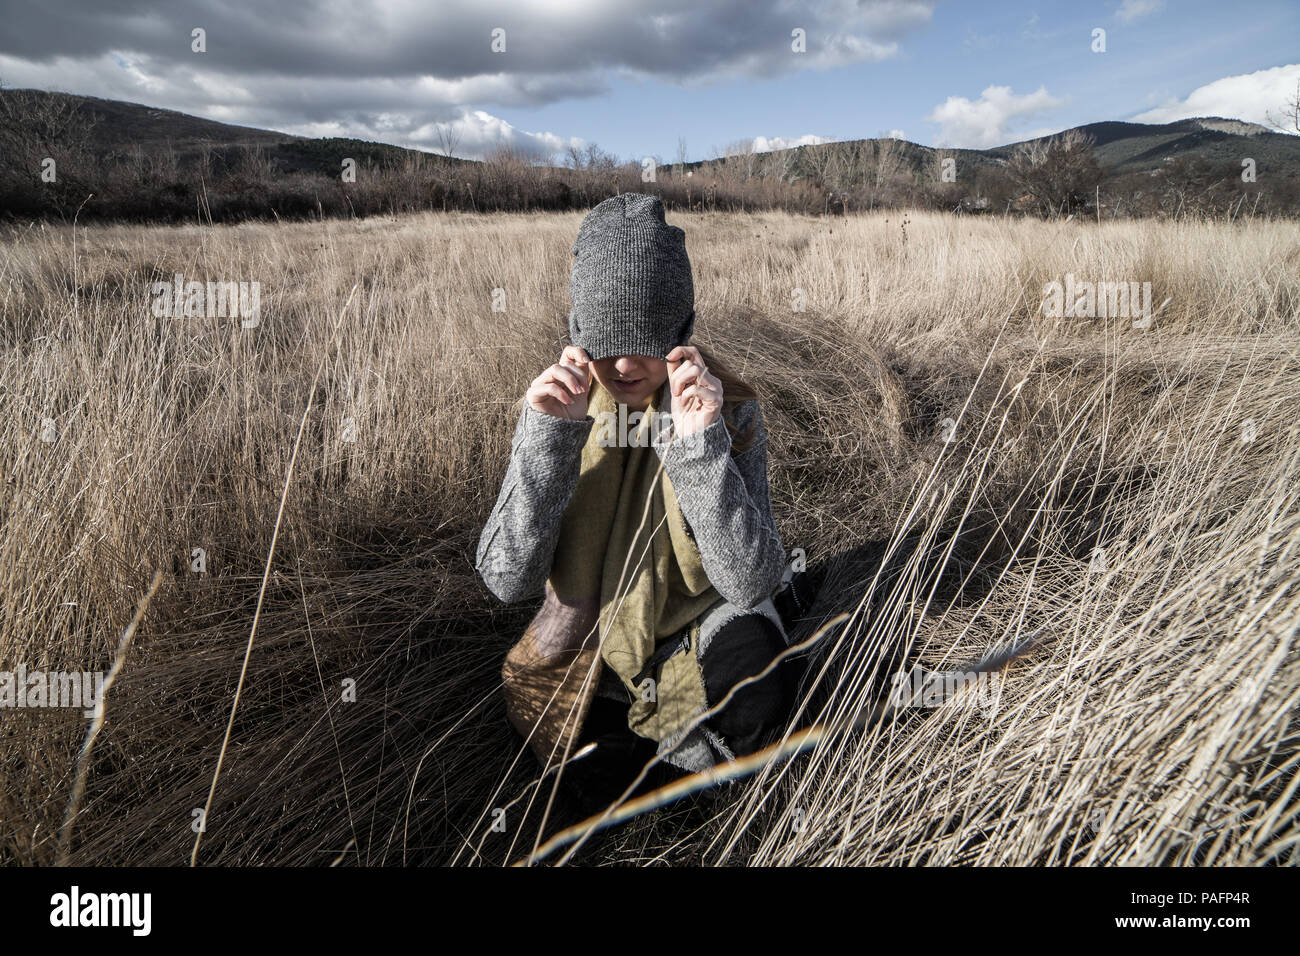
652;399;788;609
475;403;593;603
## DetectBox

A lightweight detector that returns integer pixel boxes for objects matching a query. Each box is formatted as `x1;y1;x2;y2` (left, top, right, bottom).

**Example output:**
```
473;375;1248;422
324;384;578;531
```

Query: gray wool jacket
475;394;788;612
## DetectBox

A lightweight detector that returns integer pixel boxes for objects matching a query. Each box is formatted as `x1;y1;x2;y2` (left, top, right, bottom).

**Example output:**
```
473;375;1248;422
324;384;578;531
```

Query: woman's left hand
666;345;723;438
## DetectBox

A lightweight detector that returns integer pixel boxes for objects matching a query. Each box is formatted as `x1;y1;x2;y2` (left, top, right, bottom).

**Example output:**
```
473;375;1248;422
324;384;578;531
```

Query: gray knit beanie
567;193;695;361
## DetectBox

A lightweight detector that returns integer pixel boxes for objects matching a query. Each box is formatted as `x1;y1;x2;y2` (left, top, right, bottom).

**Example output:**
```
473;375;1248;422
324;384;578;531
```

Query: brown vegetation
1;209;1298;865
4;91;1297;224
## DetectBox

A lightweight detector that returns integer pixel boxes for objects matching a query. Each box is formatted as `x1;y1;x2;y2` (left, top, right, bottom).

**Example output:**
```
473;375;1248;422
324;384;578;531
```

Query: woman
476;193;815;812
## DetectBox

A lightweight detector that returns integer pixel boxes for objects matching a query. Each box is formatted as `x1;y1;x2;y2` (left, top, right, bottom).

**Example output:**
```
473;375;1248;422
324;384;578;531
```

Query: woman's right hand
526;345;592;420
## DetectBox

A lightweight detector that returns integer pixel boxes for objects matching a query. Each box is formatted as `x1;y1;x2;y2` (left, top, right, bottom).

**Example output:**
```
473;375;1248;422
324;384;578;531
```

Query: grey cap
567;193;695;361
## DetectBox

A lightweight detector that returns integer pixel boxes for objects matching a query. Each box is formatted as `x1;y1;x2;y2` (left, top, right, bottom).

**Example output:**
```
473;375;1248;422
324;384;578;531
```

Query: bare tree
766;142;797;183
824;141;867;211
872;135;905;187
801;140;836;185
0;84;96;165
436;122;462;161
1005;128;1102;217
1265;79;1300;134
585;143;617;171
861;135;908;208
722;138;758;180
0;83;98;216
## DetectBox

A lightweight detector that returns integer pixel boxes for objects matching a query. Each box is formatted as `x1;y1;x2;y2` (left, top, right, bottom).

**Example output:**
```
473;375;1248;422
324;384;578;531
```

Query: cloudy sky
1;0;1297;161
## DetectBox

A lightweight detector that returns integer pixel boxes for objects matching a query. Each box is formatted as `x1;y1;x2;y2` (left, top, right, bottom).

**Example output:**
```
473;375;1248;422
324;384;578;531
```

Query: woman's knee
699;613;793;754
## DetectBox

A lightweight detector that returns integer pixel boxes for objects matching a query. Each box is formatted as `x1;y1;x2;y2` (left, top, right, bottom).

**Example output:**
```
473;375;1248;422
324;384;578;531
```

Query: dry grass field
2;208;1298;865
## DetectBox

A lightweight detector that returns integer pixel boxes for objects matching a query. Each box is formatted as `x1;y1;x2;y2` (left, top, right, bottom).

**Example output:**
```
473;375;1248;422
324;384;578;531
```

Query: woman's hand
666;345;723;437
526;345;592;421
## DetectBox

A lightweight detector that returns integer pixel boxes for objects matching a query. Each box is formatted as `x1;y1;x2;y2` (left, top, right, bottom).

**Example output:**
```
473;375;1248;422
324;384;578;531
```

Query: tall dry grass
1;208;1297;865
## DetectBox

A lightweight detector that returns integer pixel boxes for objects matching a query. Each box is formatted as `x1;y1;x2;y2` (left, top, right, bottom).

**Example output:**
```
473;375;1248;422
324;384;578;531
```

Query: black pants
559;612;796;814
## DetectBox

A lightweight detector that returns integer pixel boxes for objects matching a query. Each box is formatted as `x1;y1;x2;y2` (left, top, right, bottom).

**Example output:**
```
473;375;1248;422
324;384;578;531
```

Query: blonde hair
691;343;760;455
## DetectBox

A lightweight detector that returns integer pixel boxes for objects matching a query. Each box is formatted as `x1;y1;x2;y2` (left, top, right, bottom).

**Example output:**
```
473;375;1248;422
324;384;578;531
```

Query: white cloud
751;133;835;152
749;129;905;152
926;85;1063;148
0;1;942;159
283;108;577;161
1132;63;1300;132
1116;0;1165;23
0;51;585;161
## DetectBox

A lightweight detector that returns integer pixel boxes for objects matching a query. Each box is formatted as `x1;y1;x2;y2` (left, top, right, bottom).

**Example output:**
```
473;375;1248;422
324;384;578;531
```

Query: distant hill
682;117;1300;182
0;90;469;175
10;89;1297;179
24;91;302;152
988;118;1299;175
2;88;1296;221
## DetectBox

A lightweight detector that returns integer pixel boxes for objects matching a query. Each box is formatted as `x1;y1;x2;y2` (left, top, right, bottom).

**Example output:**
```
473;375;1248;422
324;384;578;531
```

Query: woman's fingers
561;346;592;384
680;380;722;409
671;363;722;400
669;360;704;396
526;353;595;419
535;363;587;396
528;382;574;407
560;362;590;391
667;348;720;399
666;344;704;369
527;355;597;420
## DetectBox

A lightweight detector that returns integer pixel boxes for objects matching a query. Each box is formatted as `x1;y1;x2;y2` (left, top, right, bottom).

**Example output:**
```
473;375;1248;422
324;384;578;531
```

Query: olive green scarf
549;379;720;743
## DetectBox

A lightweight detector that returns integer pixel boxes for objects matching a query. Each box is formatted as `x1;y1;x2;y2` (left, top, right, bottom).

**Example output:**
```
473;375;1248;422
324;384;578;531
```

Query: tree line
1;89;1295;224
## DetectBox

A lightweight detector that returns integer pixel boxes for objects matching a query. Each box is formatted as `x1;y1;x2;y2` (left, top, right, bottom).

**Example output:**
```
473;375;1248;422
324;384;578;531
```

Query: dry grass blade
3;211;1296;867
189;284;358;867
55;568;163;866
